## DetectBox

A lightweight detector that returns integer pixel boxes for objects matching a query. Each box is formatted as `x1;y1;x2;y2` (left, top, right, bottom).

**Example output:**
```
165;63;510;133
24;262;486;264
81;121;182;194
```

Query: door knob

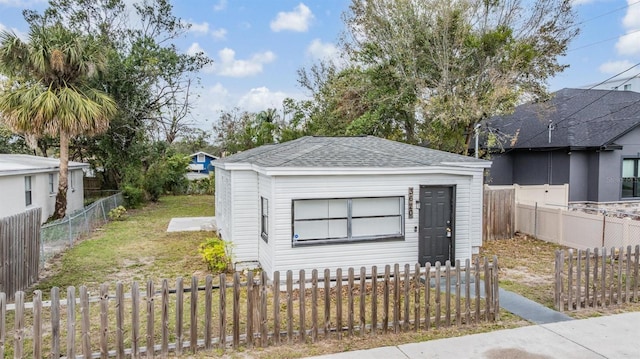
446;227;452;238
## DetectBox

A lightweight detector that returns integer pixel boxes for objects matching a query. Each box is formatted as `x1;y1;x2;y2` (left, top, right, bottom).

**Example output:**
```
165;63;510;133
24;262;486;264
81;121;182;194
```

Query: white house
214;136;491;277
0;154;88;222
581;74;640;92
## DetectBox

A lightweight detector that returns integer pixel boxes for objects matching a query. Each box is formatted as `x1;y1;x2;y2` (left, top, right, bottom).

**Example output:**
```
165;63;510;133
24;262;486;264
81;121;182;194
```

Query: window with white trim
25;176;32;206
292;197;404;246
69;171;75;191
197;153;205;162
48;173;55;194
261;197;269;242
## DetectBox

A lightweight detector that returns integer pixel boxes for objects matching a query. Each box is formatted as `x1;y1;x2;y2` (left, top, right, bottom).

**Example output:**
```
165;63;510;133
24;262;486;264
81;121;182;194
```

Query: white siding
0;169;85;223
258;174;274;274
230;170;260;263
65;170;86;215
215;168;232;241
270;172;481;278
470;171;484;253
0;175;30;219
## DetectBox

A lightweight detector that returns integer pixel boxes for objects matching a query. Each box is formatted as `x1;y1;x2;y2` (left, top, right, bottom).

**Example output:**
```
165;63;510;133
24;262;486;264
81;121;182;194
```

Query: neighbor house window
48;173;55;194
261;197;269;242
292;197;404;246
622;159;640;197
69;171;75;192
624;84;632;91
25;176;32;206
197;153;205;162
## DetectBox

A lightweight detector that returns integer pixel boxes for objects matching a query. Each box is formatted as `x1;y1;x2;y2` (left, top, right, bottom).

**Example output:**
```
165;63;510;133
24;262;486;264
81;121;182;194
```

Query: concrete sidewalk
306;312;640;359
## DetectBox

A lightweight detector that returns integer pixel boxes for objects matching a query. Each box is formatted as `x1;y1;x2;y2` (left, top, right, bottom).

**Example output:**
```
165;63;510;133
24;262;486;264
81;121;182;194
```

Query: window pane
352;217;402;237
294;199;347;219
294;219;347;241
623;159;636;177
352;197;401;217
622;180;634;198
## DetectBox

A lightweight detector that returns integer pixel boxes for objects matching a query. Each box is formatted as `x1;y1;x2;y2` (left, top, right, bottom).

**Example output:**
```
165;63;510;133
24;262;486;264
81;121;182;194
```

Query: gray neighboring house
214;136;490;278
485;88;640;202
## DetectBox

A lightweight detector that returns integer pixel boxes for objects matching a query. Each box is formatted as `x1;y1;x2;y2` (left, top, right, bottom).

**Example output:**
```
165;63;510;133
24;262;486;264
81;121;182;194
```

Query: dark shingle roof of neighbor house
217;136;487;168
485;88;640;150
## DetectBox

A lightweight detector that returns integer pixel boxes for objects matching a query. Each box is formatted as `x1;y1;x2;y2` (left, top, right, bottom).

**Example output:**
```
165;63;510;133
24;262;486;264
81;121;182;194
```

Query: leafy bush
198;237;233;273
164;154;190;194
108;205;127;220
187;175;215;195
122;185;145;208
143;161;166;202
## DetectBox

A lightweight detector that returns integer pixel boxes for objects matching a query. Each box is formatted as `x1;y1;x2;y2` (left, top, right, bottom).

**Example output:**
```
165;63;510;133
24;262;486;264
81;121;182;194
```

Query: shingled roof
216;136;488;168
485;88;640;150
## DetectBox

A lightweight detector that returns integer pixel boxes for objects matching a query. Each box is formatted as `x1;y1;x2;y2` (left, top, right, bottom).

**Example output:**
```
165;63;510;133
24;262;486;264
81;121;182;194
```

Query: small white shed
214;136;491;276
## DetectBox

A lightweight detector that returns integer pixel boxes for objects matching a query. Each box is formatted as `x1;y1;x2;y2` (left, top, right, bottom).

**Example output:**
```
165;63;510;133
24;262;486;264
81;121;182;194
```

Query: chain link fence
40;192;124;264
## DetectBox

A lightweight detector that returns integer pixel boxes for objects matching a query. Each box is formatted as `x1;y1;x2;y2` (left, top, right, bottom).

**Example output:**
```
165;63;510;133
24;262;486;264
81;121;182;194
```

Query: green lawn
32;195;215;295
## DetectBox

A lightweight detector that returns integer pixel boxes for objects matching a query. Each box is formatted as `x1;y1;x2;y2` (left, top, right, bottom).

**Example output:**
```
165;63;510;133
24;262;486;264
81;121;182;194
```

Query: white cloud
238;87;289;112
213;0;227;11
212;28;227;41
270;3;314;32
615;1;640;55
599;60;635;74
196;83;232;116
622;0;640;29
188;21;209;34
186;42;207;57
0;22;27;40
615;30;640;55
212;48;276;77
306;39;339;61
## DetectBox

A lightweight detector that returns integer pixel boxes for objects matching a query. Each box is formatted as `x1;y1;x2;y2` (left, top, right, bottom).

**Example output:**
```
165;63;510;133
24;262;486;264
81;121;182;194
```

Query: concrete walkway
497;286;572;324
307;312;640;358
166;217;216;232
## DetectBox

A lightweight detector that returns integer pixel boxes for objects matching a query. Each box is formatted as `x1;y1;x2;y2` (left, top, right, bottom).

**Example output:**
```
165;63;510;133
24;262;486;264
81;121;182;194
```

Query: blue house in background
189;151;218;174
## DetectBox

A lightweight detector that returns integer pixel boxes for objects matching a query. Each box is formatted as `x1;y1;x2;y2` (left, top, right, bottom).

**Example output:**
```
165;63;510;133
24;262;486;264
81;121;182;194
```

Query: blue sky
1;0;640;130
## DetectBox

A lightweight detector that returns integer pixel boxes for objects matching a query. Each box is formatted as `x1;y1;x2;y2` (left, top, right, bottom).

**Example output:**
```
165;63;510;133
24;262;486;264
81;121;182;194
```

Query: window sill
292;235;404;247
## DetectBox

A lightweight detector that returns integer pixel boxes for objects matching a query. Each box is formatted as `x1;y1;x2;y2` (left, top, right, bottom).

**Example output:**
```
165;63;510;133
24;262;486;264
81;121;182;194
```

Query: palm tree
0;24;117;219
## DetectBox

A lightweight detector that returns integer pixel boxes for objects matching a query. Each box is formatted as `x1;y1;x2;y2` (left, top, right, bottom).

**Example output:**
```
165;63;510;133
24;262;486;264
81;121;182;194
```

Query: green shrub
164;154;190;194
143;161;166;202
122;185;145;208
108;206;127;220
187;175;215;195
198;237;233;273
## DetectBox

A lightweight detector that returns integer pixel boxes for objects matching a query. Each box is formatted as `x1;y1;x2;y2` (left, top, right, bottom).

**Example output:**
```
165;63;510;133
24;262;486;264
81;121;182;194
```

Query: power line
569;28;640;53
574;0;640;27
486;61;640;153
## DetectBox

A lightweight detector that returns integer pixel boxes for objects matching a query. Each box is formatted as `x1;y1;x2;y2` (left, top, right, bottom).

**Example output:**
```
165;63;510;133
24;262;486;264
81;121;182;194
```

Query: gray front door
419;186;454;266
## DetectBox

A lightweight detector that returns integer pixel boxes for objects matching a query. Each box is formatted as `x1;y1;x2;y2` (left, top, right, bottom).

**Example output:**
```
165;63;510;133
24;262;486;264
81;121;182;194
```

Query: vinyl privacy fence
2;258;499;358
517;204;640;249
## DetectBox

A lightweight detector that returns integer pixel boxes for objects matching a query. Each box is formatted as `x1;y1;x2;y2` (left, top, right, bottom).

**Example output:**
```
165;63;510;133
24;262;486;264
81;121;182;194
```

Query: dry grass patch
480;233;565;309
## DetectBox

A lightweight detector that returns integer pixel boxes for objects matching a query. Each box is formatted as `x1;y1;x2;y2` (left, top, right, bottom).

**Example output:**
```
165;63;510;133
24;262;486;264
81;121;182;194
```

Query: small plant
108;206;127;221
198;237;233;273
